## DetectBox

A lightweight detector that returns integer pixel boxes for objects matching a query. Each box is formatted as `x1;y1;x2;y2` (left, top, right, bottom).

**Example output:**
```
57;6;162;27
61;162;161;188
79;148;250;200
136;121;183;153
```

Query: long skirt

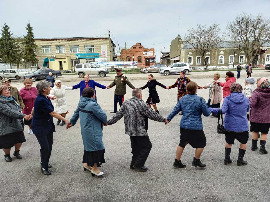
0;131;26;149
83;149;105;167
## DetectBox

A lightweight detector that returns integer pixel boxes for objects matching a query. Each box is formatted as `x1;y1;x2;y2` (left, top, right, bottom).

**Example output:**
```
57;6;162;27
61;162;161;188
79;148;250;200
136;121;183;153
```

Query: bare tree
228;14;270;66
184;24;222;68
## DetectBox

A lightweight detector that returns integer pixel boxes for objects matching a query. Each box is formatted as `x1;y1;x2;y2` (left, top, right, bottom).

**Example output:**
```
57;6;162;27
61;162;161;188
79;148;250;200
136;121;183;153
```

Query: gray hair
36;81;51;94
132;88;142;98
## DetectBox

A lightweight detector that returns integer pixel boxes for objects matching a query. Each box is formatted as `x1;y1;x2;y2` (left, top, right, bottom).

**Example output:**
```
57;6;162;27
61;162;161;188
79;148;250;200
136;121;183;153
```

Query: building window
187;56;193;64
70;45;80;53
85;45;94;53
42;46;51;54
229;55;234;64
265;54;270;62
239;55;245;64
205;56;210;65
218;55;224;64
137;56;142;63
127;56;131;61
196;56;201;65
56;45;65;54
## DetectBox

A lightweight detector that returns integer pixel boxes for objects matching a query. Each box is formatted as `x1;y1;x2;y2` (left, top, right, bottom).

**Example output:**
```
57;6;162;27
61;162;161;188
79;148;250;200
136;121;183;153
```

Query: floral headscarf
257;78;270;89
230;82;243;93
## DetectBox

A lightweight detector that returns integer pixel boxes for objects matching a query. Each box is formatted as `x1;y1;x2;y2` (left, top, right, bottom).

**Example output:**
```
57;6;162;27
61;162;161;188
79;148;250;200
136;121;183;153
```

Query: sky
1;0;270;62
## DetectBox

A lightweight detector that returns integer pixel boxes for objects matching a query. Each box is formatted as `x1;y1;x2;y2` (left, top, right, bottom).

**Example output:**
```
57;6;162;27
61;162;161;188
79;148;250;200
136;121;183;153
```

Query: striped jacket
107;97;165;136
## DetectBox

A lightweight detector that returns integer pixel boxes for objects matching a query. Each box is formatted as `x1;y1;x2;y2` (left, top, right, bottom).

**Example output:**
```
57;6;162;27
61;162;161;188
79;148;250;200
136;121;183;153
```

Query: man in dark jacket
46;72;55;87
236;64;242;79
107;69;135;113
107;88;166;172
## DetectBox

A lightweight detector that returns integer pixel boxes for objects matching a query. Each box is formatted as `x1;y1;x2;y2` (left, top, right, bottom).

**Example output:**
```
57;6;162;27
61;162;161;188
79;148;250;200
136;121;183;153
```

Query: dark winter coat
141;79;166;104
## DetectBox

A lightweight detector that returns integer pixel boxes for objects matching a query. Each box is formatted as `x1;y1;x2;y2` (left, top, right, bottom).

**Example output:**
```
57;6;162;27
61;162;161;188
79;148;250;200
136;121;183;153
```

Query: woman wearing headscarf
216;71;236;98
50;80;72;126
0;85;31;162
250;77;270;154
209;83;250;166
68;87;107;177
140;74;166;113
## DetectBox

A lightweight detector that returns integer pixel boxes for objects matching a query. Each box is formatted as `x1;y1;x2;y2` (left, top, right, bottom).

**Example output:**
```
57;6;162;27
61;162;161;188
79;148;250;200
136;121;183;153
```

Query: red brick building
120;43;155;67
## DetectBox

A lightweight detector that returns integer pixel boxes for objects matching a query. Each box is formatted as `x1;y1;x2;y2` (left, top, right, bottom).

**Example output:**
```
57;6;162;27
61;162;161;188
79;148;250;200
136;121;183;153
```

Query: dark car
24;68;62;81
265;64;270;70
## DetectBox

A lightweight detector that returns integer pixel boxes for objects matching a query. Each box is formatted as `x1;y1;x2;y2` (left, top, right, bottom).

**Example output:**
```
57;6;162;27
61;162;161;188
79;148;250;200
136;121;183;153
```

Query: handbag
217;109;227;134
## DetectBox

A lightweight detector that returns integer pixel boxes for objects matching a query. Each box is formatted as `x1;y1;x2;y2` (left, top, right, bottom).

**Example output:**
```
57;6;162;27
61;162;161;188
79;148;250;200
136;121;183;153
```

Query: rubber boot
251;139;258;151
173;159;186;168
224;148;232;165
192;157;206;168
237;149;248;166
259;140;268;154
57;119;61;125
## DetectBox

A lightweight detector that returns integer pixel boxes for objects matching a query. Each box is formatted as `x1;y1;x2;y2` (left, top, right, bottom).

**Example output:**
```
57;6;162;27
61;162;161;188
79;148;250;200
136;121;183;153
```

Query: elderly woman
50;80;72;126
167;82;211;168
216;71;236;98
68;87;107;177
32;81;70;175
20;78;38;134
250;77;270;154
46;72;55;87
0;85;30;162
209;83;250;166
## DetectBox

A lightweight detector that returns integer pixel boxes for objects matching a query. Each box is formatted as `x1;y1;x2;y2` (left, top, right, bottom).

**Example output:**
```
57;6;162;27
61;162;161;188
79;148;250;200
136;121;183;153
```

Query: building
35;37;116;71
160;52;170;66
169;35;270;67
120;43;155;67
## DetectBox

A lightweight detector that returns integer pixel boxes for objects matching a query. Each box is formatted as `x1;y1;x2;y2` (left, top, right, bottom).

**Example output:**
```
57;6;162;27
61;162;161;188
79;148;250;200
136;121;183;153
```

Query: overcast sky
1;0;269;61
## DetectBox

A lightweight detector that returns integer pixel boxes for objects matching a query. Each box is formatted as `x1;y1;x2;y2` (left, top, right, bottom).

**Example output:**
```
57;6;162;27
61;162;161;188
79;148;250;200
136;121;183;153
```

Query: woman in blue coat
69;87;107;177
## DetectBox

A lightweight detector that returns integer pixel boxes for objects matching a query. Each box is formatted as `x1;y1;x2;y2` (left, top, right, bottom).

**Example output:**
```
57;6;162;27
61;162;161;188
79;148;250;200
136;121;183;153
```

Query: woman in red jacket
216;71;236;98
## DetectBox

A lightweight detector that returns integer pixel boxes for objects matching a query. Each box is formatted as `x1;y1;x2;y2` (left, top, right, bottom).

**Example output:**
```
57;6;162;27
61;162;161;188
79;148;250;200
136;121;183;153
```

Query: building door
145;58;150;67
59;61;63;70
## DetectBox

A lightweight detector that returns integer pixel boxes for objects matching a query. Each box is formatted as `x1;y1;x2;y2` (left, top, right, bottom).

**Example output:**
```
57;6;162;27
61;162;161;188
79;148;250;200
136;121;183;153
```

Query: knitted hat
245;77;255;84
55;80;61;84
230;82;243;93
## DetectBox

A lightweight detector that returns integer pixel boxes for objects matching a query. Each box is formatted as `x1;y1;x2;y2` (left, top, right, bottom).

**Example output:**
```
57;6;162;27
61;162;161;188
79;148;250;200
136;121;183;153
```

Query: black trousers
130;136;152;168
114;94;124;112
35;132;53;170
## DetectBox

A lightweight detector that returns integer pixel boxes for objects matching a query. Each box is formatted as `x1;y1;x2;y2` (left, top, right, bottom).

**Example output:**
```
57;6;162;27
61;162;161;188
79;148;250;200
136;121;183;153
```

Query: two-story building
35;37;116;71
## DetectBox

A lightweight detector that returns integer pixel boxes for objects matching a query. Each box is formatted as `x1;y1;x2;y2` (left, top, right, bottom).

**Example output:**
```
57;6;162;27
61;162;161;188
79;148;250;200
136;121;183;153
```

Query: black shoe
13;150;22;159
259;140;268;154
173;159;186;168
224;148;232;165
41;168;51;175
134;165;148;172
60;121;65;126
192;157;206;168
41;162;52;168
130;164;135;169
4;154;12;162
251;139;258;151
224;159;232;165
237;148;248;166
57;119;61;125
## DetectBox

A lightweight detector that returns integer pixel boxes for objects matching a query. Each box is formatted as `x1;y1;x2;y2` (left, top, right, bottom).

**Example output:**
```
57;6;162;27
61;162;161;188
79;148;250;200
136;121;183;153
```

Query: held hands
24;114;32;120
106;86;110;89
66;123;73;129
165;119;170;125
103;122;108;126
166;86;169;89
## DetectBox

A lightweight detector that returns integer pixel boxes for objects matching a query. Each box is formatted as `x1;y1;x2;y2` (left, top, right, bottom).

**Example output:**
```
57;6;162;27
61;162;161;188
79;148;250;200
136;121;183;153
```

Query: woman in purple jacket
250;77;270;154
209;83;250;166
20;78;38;135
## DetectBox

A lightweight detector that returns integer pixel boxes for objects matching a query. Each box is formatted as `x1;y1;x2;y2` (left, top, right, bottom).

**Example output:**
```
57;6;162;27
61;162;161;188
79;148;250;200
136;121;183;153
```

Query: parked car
74;63;109;78
265;64;270;70
159;62;192;76
140;64;167;73
0;69;28;80
23;68;62;81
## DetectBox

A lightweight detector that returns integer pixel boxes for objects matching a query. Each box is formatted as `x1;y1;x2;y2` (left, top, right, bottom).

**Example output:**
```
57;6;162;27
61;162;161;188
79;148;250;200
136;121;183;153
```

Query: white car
75;63;109;78
159;62;192;76
0;69;28;80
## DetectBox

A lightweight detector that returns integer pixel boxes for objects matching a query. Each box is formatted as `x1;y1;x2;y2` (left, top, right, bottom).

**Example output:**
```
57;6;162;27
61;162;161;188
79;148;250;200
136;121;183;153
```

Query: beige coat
204;81;222;105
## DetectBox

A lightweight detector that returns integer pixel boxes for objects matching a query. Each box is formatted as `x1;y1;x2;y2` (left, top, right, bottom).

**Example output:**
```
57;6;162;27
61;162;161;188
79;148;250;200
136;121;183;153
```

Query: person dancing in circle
140;74;166;113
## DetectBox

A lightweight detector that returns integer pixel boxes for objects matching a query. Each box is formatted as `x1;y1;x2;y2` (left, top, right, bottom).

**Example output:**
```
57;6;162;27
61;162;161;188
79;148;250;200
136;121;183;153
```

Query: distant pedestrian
32;81;70;175
72;74;106;98
246;64;252;78
167;81;211;168
107;68;135;113
216;71;236;98
243;77;256;98
236;64;242;79
19;78;38;135
2;78;24;109
209;83;250;166
249;77;270;154
140;74;166;113
68;87;107;177
167;71;191;101
50;80;72;126
46;72;55;87
107;88;166;172
0;85;31;162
